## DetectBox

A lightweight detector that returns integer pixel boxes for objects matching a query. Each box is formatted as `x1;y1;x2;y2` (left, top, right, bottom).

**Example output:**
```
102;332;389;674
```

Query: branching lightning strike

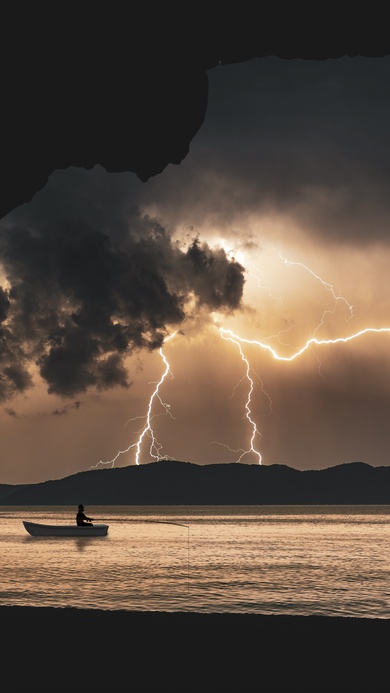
212;252;389;465
211;330;263;464
219;325;390;363
277;250;354;332
92;332;177;469
94;250;390;472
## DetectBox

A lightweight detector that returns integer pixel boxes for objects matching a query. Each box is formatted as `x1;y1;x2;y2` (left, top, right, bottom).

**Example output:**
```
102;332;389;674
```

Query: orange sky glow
2;56;390;483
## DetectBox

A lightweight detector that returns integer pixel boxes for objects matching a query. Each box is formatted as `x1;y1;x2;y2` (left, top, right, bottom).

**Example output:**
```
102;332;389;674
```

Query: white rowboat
23;521;109;537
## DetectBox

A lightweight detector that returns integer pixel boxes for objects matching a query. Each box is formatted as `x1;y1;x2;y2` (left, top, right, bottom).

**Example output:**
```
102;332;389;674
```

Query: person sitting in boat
76;504;94;527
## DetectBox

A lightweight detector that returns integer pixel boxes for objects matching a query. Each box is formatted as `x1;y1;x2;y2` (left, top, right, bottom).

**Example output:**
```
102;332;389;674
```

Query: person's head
78;504;84;511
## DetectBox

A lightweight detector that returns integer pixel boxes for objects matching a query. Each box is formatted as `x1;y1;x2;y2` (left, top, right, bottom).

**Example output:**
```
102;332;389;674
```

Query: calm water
1;505;390;618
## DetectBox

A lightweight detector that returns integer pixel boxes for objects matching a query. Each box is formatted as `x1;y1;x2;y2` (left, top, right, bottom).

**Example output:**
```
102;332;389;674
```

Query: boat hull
23;521;109;537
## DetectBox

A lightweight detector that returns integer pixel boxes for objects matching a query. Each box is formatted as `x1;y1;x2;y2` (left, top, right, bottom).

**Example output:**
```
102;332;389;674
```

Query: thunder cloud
0;199;244;401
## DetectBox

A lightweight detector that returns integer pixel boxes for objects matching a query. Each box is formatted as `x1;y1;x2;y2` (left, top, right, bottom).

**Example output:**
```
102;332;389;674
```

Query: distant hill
0;460;389;505
0;483;27;500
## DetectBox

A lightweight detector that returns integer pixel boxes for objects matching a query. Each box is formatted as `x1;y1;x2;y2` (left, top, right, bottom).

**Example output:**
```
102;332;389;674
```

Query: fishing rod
96;517;190;528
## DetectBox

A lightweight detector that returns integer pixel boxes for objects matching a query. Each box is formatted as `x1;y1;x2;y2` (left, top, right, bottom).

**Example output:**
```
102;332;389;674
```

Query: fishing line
99;517;191;594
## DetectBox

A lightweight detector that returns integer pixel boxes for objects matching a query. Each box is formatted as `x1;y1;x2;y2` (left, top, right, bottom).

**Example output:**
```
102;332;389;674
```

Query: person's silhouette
76;504;94;526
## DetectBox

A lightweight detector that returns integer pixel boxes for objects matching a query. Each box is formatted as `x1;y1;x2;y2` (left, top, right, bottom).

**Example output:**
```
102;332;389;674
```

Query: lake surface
1;505;390;618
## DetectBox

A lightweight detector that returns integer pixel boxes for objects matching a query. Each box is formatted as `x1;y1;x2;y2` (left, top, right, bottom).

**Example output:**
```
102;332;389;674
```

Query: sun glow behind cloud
3;56;390;483
85;214;390;474
3;213;390;483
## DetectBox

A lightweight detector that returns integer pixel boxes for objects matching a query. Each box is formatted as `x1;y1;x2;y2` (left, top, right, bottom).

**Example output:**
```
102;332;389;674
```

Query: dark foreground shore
3;606;388;692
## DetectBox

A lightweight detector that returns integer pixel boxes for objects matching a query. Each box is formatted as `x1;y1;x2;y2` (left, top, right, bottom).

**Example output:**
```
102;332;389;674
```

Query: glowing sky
2;56;390;483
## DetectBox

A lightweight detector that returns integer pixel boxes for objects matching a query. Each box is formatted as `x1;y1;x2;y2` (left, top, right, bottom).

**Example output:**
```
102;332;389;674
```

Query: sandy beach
3;606;388;692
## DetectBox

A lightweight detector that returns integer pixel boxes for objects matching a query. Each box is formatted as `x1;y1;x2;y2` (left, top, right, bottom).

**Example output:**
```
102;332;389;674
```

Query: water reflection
2;505;390;617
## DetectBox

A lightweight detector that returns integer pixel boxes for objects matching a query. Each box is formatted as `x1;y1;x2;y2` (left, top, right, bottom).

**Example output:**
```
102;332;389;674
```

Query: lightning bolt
219;325;390;362
246;262;281;302
94;248;390;473
216;325;390;465
92;332;177;469
212;249;389;466
276;250;354;331
212;329;263;464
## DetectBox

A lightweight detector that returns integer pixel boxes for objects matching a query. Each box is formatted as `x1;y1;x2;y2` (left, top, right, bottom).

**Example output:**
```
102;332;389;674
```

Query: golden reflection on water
1;505;390;616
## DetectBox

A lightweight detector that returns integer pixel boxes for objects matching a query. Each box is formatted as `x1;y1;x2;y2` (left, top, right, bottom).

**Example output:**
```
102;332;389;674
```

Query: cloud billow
0;213;244;400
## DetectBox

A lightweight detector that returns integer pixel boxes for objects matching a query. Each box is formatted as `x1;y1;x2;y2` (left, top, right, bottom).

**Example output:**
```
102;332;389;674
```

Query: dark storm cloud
0;287;10;322
183;237;244;309
52;401;81;416
207;57;390;241
2;56;385;402
143;56;390;243
0;179;245;400
0;287;33;399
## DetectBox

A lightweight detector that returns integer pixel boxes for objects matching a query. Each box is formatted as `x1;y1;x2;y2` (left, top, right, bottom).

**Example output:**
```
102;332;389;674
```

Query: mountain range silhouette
1;460;389;505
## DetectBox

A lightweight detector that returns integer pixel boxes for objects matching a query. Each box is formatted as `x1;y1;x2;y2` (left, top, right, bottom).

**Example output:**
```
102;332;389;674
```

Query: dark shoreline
3;606;388;692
